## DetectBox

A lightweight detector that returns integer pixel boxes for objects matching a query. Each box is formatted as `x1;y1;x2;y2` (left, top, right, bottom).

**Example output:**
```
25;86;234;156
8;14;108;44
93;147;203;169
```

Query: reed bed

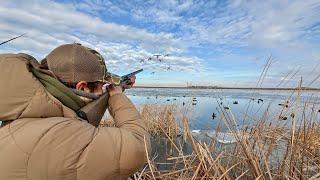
101;98;320;179
126;57;320;179
102;56;320;179
139;103;320;179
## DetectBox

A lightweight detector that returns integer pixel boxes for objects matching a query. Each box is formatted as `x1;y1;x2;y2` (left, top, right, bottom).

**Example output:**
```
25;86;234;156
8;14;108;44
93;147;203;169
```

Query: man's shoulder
0;117;96;155
3;117;96;142
20;117;94;132
0;53;37;64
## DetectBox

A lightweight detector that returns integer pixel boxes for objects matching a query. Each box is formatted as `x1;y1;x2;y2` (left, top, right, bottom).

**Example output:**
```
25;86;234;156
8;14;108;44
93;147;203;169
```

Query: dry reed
101;58;320;179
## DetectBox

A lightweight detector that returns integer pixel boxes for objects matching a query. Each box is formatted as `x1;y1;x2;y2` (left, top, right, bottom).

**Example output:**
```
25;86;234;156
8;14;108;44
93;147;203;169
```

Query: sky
0;0;320;87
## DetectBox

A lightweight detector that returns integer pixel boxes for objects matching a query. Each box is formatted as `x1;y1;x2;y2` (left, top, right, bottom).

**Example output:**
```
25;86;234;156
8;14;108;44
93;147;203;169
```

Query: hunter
0;43;150;180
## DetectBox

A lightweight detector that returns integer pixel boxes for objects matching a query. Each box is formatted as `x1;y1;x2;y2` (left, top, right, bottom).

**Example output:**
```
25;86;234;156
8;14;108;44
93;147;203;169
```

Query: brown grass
101;58;320;179
102;99;320;179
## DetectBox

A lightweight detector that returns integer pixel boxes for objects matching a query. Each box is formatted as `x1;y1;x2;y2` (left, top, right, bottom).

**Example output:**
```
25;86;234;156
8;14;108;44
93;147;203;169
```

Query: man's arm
77;92;150;179
108;93;150;177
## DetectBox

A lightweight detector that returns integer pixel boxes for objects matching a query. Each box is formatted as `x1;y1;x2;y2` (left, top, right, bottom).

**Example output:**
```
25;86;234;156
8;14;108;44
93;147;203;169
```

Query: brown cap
45;43;108;83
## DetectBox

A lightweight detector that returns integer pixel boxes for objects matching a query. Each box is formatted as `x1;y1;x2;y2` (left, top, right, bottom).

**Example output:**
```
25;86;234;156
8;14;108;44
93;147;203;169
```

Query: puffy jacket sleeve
77;93;150;180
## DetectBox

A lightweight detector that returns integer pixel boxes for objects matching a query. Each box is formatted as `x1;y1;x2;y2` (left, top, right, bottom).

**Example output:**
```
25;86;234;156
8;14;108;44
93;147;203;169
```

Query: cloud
90;41;206;74
0;0;206;76
0;0;183;53
1;0;319;87
120;0;320;50
75;0;128;17
115;0;320;86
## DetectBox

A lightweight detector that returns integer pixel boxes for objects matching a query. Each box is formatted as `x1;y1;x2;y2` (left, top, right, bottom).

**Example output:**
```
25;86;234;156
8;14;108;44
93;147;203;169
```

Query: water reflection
121;88;320;131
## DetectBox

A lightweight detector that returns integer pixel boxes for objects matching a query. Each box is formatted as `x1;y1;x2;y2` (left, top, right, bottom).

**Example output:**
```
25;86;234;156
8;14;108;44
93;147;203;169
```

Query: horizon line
133;86;320;91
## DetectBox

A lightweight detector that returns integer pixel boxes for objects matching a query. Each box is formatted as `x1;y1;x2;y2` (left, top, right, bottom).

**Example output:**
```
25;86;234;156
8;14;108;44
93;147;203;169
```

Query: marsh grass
102;58;320;179
102;97;320;179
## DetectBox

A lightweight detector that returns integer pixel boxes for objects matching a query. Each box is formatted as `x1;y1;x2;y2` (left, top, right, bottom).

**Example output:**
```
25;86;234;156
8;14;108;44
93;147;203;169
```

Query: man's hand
107;76;136;97
122;76;136;89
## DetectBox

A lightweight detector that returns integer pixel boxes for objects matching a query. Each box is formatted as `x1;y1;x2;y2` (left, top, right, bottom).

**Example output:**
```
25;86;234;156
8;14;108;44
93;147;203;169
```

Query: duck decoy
278;103;289;108
212;112;216;119
290;113;295;118
279;116;288;120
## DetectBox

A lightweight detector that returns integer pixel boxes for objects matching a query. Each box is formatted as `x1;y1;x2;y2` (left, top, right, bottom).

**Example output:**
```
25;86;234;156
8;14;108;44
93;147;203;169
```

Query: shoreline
134;86;320;91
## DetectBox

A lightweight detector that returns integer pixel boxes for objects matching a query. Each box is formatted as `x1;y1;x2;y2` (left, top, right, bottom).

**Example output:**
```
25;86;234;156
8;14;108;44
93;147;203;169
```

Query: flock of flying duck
140;53;170;63
139;54;172;74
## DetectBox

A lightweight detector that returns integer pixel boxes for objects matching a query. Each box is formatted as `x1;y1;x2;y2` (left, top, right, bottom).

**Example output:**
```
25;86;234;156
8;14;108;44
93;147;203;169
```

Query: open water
124;88;320;132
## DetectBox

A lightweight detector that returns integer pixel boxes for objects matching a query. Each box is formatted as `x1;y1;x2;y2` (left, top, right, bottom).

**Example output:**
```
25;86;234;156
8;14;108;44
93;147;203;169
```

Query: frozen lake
123;88;320;131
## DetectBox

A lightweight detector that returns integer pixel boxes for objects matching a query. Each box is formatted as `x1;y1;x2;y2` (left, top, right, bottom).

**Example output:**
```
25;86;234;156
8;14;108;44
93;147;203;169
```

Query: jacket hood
0;53;77;121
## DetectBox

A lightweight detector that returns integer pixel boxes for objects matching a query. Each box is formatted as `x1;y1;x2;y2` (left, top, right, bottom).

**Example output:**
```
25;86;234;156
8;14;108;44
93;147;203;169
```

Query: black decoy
279;116;288;120
182;102;185;106
223;106;229;110
278;103;288;108
233;101;238;104
167;99;170;101
173;98;177;100
290;113;295;118
212;112;216;119
192;102;197;105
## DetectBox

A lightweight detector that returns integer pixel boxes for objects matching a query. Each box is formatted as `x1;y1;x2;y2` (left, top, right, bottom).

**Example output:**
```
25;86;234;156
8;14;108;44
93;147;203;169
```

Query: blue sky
0;0;320;87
